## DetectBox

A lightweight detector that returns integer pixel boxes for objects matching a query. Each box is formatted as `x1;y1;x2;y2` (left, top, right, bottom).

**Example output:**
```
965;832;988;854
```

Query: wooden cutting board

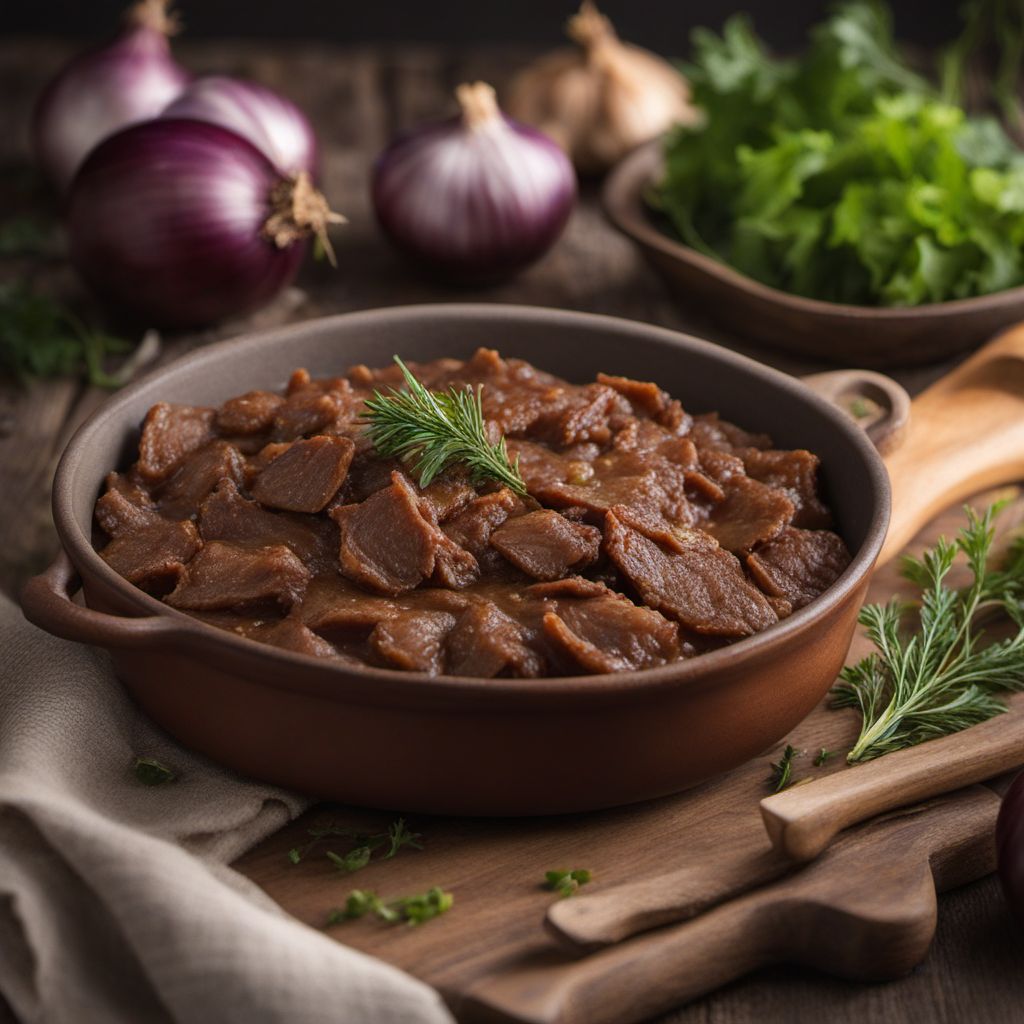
234;493;1024;1022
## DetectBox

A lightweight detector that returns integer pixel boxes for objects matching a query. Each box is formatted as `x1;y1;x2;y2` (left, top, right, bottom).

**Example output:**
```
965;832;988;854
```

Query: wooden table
1;37;1021;1024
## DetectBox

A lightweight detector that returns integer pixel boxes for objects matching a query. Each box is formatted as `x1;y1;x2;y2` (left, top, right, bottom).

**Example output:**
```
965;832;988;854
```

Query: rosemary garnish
287;817;423;869
768;744;800;792
813;748;834;767
362;356;527;496
832;504;1024;763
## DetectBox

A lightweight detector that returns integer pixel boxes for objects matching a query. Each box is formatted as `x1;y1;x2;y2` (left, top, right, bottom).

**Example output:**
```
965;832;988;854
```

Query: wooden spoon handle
760;709;1024;862
879;323;1024;564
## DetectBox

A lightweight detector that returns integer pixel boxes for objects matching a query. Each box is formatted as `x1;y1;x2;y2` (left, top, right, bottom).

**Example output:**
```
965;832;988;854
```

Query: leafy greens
654;2;1024;307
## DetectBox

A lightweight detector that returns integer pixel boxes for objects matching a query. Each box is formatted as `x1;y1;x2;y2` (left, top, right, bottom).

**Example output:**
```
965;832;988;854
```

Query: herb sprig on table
327;886;453;927
287;817;423;869
653;2;1024;307
362;356;528;496
832;504;1024;763
0;283;132;387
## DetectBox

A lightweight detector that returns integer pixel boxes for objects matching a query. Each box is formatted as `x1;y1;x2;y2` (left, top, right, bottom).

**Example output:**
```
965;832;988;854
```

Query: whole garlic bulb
506;1;699;175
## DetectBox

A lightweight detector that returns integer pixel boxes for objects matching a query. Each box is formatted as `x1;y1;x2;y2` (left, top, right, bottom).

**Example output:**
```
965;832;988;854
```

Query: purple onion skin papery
32;5;189;193
68;119;307;329
162;75;318;177
372;85;576;285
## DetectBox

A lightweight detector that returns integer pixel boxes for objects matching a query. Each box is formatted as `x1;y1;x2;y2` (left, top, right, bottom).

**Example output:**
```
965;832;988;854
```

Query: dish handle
801;369;910;455
21;549;184;649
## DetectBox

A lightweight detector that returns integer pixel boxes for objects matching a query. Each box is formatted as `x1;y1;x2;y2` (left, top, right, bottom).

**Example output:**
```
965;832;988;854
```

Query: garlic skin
506;2;699;175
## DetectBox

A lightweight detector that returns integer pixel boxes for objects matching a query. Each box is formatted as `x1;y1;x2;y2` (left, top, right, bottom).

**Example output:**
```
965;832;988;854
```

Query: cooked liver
95;350;851;676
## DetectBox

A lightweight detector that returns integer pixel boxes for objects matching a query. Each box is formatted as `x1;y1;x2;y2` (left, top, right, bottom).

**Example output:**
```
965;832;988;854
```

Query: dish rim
52;302;890;702
604;139;1024;322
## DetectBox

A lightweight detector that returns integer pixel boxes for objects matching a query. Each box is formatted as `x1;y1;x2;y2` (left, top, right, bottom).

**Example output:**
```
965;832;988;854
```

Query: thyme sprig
287;817;423;868
832;504;1024;763
362;356;527;496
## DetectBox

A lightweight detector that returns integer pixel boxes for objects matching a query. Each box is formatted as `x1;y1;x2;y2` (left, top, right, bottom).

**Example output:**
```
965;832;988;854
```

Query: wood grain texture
3;36;1024;1024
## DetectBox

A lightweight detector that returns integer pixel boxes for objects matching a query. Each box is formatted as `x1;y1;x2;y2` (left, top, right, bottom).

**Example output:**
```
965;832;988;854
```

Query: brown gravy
94;349;851;676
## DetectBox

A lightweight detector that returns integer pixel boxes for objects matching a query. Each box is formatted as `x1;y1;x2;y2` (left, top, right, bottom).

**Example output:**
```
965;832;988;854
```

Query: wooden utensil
462;786;1000;1024
880;322;1024;563
761;705;1024;862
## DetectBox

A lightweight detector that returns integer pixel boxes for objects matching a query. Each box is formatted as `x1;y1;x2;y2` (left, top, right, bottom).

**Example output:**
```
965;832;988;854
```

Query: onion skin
32;7;188;193
998;770;1024;927
162;76;318;177
372;85;576;284
67;119;307;328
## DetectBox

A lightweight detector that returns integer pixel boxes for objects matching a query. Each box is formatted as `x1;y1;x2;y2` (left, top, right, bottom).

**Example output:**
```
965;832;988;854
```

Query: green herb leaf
832;503;1024;762
0;283;132;388
327;886;453;927
362;356;527;496
327;846;374;874
287;817;424;869
287;847;302;865
132;757;176;786
813;747;834;767
768;744;800;791
383;818;424;859
545;868;593;899
655;3;1024;308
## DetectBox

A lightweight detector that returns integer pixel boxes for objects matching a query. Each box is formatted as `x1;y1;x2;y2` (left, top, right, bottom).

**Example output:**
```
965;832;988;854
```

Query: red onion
161;76;318;177
371;82;576;283
998;770;1024;927
67;119;343;328
32;0;189;193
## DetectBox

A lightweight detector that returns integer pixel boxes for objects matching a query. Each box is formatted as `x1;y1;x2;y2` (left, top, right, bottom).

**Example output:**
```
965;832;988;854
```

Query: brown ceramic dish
604;141;1024;369
22;305;889;815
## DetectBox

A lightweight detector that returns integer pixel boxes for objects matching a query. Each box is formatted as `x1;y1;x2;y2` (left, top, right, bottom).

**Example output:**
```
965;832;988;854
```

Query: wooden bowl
21;305;889;815
603;141;1024;369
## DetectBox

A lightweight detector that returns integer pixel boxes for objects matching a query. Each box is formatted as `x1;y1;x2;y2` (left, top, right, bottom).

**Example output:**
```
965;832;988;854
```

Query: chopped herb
832;504;1024;763
768;744;800;792
813;747;834;767
362;356;528;496
545;869;593;899
132;757;176;786
288;817;423;869
328;886;453;927
0;283;132;388
849;398;872;419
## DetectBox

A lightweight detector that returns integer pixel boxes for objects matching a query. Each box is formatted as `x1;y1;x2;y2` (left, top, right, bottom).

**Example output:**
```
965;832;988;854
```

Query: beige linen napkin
0;593;454;1024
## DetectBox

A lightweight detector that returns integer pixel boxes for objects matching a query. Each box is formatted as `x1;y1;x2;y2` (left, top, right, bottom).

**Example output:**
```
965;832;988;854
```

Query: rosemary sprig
832;504;1024;763
767;744;800;792
362;356;527;496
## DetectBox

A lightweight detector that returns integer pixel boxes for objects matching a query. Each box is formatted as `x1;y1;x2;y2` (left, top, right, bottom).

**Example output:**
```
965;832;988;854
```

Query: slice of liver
272;388;346;440
596;373;670;419
156;441;245;519
443;489;521;558
704;475;795;553
746;527;852;609
543;596;681;674
165;541;310;612
604;508;777;637
446;602;543;678
251;435;355;513
198;479;335;572
330;473;444;596
370;610;458;674
95;472;158;538
137;403;215;482
99;519;201;590
215;390;284;435
490;510;601;581
742;448;832;530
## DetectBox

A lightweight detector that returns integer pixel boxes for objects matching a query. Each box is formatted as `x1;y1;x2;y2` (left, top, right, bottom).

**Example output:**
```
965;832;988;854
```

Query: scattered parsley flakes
132;757;176;786
545;869;592;899
328;886;453;927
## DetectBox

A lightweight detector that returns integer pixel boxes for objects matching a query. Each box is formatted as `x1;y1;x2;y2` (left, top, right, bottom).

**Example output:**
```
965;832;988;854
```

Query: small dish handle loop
21;549;182;650
801;370;911;455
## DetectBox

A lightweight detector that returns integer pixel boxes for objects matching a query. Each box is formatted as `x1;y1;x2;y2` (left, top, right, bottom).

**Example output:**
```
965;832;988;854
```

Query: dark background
3;1;963;50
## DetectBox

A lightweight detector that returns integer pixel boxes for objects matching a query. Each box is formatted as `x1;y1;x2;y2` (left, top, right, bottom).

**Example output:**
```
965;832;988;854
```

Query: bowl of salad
604;2;1024;367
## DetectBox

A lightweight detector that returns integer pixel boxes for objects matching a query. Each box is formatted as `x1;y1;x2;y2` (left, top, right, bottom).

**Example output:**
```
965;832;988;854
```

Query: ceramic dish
603;141;1024;369
22;304;889;814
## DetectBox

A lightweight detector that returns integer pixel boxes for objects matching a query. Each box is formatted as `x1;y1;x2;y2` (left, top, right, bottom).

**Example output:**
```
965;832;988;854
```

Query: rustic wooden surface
2;36;1023;1024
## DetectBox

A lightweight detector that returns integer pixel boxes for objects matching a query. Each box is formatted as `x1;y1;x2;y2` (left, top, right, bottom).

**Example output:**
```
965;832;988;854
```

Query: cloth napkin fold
0;592;455;1024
